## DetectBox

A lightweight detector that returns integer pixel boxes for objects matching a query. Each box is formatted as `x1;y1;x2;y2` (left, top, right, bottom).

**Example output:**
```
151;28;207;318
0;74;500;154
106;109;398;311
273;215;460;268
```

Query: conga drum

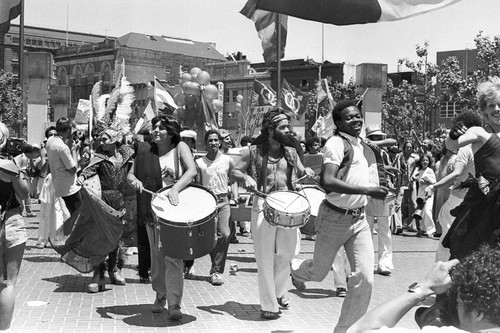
263;191;310;229
299;185;326;235
151;184;217;260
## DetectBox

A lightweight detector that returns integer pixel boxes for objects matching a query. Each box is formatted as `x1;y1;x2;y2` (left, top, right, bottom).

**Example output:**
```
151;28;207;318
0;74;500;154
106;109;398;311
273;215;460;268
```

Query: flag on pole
0;0;21;34
311;112;335;139
252;80;277;107
317;79;334;112
154;77;177;114
240;0;288;66
133;101;155;135
255;0;461;25
280;79;309;120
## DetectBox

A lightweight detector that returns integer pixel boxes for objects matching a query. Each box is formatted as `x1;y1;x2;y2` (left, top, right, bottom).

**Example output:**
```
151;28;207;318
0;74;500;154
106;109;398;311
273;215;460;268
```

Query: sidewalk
12;207;439;333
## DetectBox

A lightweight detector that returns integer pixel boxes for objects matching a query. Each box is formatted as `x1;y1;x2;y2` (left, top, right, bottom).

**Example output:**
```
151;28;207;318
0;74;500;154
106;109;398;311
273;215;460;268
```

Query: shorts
0;209;27;249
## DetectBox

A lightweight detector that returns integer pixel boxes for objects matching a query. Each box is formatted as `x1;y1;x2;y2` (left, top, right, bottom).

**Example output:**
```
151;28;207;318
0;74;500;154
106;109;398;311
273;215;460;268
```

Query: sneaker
152;297;166;313
168;305;183;321
277;296;290;308
210;273;224;286
335;288;347;297
375;268;391;276
261;310;280;320
184;266;195;279
291;275;306;291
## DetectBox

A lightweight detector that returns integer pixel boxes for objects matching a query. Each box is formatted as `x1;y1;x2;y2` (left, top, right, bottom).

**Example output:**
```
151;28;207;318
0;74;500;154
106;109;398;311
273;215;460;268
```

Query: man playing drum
290;100;388;333
231;108;315;320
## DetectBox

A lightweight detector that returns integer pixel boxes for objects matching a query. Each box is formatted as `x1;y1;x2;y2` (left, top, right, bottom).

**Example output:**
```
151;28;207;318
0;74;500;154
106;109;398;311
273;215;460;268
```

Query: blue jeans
291;202;374;333
209;198;231;275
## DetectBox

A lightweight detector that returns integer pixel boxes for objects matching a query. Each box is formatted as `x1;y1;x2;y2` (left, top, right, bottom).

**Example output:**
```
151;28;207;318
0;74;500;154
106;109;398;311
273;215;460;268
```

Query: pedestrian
126;115;197;320
0;122;30;331
231;107;315;319
411;154;437;237
290;100;388;333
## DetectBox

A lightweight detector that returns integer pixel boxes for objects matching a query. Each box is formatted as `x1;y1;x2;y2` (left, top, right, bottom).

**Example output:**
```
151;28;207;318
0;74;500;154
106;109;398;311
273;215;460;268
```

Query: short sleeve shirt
46;136;80;197
196;153;231;195
323;132;369;209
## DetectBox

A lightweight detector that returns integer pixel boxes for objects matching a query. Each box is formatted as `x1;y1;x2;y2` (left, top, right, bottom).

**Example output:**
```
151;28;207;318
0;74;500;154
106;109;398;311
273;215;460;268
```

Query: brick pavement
11;206;439;333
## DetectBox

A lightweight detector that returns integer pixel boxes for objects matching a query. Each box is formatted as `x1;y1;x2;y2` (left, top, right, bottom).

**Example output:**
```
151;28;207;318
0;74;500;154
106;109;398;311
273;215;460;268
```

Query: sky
13;0;500;72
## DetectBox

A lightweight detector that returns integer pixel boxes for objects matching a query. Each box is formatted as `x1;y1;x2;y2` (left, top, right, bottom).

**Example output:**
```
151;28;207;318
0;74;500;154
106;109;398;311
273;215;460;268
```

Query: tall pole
276;14;281;108
19;0;25;137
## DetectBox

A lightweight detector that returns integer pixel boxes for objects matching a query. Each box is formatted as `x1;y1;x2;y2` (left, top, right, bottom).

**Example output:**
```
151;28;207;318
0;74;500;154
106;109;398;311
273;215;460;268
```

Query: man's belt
216;193;228;202
323;200;363;217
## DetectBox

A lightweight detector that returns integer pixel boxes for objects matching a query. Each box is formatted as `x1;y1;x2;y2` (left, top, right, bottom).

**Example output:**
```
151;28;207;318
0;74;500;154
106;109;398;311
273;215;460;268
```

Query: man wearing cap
290;100;388;333
231;107;315;320
180;129;197;154
365;124;397;276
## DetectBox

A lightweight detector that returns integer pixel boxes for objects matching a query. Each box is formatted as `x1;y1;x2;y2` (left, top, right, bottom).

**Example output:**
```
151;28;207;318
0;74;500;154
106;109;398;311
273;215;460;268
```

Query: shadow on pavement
289;288;335;299
96;304;196;327
42;274;90;293
197;300;261;321
226;255;256;263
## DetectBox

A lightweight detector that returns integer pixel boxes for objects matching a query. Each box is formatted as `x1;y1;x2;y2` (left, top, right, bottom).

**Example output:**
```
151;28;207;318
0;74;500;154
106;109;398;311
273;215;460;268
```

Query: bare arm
230;148;257;191
370;138;397;148
347;259;460;333
168;142;197;205
425;161;466;199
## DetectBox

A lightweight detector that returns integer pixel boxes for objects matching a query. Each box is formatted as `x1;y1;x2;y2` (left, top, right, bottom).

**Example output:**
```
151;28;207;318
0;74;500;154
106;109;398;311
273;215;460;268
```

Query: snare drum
151;184;217;260
263;191;310;229
299;185;326;236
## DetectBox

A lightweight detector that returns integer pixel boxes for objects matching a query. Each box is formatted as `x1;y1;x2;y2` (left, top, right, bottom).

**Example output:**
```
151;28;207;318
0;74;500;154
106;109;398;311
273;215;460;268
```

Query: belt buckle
351;209;360;217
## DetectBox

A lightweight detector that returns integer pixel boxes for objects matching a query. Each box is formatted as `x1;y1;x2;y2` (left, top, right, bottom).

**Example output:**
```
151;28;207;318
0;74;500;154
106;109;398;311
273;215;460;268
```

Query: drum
151;184;217;260
299;185;326;236
263;191;310;229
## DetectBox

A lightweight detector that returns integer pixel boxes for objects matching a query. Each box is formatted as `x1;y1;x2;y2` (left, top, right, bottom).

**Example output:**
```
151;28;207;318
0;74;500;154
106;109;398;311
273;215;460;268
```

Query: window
440;102;461;118
231;89;241;102
165;66;171;75
12;37;19;44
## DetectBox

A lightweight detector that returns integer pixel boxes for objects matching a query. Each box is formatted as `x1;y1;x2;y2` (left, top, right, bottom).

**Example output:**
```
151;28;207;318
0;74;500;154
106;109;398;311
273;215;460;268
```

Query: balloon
185;94;199;105
190;73;198;82
180;73;192;83
181;81;190;93
212;99;223;110
186;82;200;96
236;94;243;103
197;71;211;85
174;93;186;107
203;84;218;99
235;102;242;109
189;67;202;76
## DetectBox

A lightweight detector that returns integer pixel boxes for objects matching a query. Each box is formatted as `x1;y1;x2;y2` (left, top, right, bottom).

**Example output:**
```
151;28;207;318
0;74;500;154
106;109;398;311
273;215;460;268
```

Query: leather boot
88;267;105;293
108;245;126;285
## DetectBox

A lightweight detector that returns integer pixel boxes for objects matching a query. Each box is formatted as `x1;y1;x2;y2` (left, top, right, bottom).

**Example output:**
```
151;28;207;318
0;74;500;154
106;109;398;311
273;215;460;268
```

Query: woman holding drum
231;108;315;320
126;115;197;320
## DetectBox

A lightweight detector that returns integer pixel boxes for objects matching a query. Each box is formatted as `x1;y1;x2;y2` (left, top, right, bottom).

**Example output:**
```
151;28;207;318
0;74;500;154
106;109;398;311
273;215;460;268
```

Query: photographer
0;122;30;330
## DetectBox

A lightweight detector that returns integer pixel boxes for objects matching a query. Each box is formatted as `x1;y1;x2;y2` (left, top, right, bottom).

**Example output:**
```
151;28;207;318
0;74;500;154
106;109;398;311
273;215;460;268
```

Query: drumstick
253;190;285;204
283;194;302;210
143;188;165;198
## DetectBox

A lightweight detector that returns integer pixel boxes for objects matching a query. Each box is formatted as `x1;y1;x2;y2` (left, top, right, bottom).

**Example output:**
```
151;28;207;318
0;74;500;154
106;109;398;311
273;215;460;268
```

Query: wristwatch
408;282;427;301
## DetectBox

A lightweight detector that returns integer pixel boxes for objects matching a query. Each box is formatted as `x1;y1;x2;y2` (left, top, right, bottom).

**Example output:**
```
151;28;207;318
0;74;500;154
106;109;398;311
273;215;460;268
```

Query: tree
439;31;500;112
0;70;23;136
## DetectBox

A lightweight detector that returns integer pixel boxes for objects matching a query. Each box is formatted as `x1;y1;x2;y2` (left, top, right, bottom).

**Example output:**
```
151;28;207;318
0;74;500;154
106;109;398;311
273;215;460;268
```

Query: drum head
266;191;309;214
152;185;216;224
299;186;326;216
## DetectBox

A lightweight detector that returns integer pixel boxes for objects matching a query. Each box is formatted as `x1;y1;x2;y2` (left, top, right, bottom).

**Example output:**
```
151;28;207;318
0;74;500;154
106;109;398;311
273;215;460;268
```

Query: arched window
57;67;68;85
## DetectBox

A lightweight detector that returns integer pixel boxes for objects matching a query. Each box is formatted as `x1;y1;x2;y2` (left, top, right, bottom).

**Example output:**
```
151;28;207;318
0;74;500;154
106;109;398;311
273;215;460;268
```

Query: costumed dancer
443;76;500;260
0;122;30;330
126;115;197;320
79;127;134;292
410;154;437;237
230;108;315;320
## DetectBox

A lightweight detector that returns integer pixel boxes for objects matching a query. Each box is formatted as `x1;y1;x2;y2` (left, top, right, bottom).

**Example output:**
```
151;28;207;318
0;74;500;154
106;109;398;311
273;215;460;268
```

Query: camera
3;138;36;157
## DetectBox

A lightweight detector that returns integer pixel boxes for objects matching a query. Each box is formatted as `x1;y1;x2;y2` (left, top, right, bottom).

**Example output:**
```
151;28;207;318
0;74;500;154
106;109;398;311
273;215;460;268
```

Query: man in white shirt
290;100;388;333
46;117;81;213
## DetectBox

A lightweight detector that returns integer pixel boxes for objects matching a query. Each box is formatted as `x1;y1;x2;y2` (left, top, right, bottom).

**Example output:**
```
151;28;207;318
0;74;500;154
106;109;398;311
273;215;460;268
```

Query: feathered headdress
91;77;135;137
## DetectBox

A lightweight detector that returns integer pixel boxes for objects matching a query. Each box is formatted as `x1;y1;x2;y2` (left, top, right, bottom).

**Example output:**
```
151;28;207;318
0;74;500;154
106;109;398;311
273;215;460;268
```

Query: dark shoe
375;268;392;276
277;296;290;308
109;269;126;285
416;230;426;237
395;228;403;235
291;275;306;291
184;265;195;279
210;273;224;286
168;305;183;321
229;237;239;244
152;297;166;313
335;287;347;297
261;310;280;320
139;276;151;284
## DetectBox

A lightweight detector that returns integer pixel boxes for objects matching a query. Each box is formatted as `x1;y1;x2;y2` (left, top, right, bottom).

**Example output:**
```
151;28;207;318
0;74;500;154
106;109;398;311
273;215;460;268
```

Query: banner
74;99;92;125
252;80;277;107
154;77;177;114
281;79;309;120
247;106;271;136
0;0;21;34
240;0;288;65
255;0;461;25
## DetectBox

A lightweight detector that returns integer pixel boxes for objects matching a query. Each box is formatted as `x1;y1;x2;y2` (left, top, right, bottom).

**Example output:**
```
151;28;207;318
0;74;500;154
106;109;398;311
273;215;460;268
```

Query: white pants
367;215;394;271
251;197;300;313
